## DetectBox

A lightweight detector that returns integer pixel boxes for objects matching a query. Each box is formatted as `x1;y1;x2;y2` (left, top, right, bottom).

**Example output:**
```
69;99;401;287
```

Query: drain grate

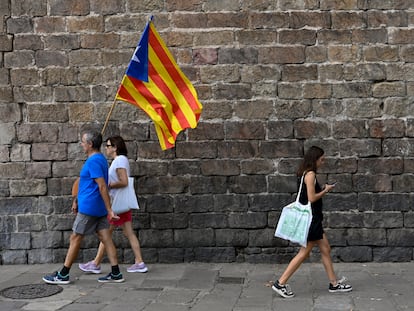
0;284;63;299
217;277;245;284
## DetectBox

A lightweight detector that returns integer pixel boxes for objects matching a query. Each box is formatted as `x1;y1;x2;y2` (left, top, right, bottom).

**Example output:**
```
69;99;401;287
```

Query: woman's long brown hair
297;146;324;176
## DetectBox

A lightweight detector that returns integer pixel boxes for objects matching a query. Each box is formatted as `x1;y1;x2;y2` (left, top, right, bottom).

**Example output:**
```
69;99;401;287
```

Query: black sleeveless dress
297;172;324;241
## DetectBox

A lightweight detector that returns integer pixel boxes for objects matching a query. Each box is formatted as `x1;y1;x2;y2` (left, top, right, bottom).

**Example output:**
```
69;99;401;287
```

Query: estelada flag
115;17;203;150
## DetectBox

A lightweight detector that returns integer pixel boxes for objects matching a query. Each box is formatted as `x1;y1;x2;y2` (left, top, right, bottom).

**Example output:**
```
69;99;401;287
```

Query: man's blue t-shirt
78;153;109;217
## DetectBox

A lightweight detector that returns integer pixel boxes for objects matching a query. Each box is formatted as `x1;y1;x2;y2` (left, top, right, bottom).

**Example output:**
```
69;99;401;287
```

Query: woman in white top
79;136;147;273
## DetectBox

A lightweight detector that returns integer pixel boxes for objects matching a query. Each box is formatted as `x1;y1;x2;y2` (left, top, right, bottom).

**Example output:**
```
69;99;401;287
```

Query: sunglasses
105;144;113;148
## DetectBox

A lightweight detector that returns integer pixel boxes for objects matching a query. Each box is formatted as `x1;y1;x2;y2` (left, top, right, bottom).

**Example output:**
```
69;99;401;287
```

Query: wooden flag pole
101;97;117;135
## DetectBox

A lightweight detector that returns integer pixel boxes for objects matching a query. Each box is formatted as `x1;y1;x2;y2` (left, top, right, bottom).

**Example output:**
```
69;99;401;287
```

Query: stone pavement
0;262;413;311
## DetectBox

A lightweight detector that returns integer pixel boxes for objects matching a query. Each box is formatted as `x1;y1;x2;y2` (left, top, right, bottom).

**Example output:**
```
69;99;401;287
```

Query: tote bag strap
295;174;305;203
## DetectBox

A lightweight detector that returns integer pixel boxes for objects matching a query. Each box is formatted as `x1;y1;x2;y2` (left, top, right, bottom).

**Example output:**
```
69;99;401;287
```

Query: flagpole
101;97;117;135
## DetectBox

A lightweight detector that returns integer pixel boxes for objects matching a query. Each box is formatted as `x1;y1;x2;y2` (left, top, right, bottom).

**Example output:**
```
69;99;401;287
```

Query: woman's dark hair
297;146;324;176
107;136;128;156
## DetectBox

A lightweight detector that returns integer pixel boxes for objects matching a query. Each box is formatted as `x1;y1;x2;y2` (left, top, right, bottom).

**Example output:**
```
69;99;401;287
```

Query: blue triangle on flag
125;21;150;82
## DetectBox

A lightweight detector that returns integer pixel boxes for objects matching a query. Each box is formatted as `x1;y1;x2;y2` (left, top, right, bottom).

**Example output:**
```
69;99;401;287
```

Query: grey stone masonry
1;0;414;264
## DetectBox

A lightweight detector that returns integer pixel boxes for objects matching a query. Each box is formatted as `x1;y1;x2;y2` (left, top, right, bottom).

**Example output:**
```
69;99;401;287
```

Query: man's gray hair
83;131;102;150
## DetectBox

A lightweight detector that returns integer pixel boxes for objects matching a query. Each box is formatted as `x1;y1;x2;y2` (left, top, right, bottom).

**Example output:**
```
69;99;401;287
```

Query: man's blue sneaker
42;271;70;285
98;272;125;283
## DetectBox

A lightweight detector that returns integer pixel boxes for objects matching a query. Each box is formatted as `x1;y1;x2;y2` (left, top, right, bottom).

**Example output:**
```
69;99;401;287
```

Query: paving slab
0;262;413;311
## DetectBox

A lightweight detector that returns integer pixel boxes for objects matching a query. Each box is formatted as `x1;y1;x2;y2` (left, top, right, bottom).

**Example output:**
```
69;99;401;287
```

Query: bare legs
63;233;83;268
96;228;119;266
278;234;338;285
316;234;337;285
92;221;143;266
63;227;118;268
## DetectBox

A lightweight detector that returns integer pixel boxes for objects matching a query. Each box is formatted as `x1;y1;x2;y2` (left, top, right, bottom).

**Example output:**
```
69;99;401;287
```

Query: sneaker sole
271;285;294;298
127;268;148;273
42;277;70;285
98;278;125;283
329;288;353;293
79;268;102;274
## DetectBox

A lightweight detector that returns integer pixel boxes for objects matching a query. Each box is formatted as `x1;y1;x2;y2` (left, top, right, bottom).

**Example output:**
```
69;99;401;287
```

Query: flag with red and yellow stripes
115;18;203;150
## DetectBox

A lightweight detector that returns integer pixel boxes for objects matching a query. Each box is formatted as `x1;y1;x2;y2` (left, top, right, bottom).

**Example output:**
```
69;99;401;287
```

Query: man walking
43;131;124;284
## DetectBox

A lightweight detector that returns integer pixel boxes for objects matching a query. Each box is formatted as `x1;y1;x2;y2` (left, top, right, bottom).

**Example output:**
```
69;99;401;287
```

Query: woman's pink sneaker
127;262;148;273
79;261;101;274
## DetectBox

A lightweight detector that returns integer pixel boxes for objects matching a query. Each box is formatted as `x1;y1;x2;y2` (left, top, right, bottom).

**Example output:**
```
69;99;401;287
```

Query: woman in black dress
272;146;352;298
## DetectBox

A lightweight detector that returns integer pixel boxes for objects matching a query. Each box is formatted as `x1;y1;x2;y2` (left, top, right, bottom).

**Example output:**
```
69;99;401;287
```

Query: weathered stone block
28;248;54;264
201;159;240;176
46;214;74;231
213;194;248;213
294;119;330;139
218;47;258;65
157;248;184;263
0;123;14;146
237;29;276;45
228;212;267;229
404;212;414;227
193;48;218;65
240;159;274;175
363;45;399;62
339;139;381;157
217;141;258;159
225;122;265;140
388;229;414;246
0;163;25;179
174;195;212;213
31;231;62;248
10;144;30;162
353;174;392;192
174;229;214;247
27;104;67;122
187;122;224;141
353;28;388;43
32;143;67;161
176;142;217;159
10;179;47;196
189;213;227;229
7;16;33;33
49;0;90;16
67;16;104;32
139;176;188;194
200;65;240;84
332;246;372;262
383;138;414;156
280;29;316;45
346;228;387;246
290;11;330;28
250;12;288;29
1;250;27;264
249;229;282;247
35;50;68;67
389;28;414;44
373;247;412;262
216;229;248;247
10;232;30;249
228;176;267;194
151;213;188;229
194;247;235;262
189;176;227;194
259;46;305;64
4;51;34;68
358;158;403;174
0;35;12;52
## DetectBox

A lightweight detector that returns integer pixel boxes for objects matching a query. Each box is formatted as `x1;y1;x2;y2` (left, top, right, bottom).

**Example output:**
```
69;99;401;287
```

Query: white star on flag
132;45;141;63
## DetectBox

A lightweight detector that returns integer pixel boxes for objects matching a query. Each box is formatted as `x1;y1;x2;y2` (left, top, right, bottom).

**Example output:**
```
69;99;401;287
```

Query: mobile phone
329;181;337;186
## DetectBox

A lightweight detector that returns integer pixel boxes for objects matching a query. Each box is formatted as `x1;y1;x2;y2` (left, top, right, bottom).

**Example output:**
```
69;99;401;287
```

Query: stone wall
1;0;414;264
